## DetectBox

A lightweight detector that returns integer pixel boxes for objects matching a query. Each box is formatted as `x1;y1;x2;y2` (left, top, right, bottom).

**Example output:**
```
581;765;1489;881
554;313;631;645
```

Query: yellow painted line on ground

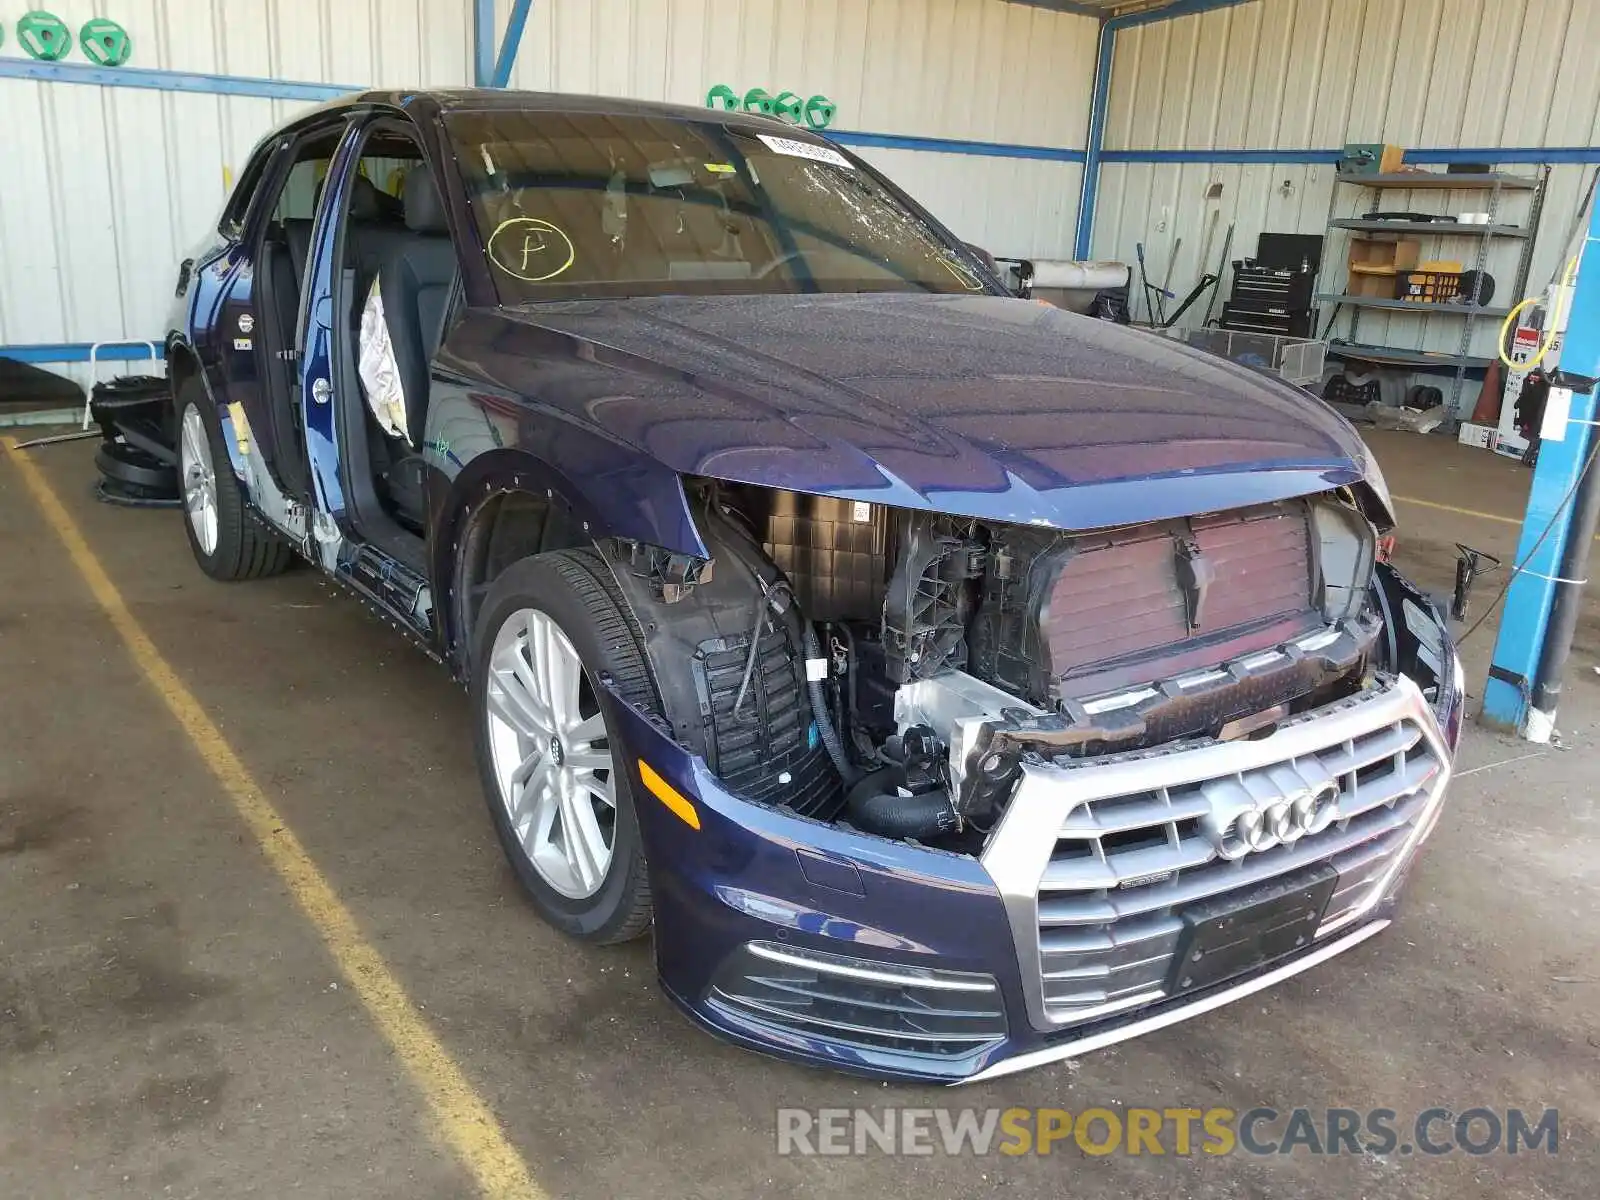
1390;493;1600;541
1391;493;1520;526
1;437;547;1200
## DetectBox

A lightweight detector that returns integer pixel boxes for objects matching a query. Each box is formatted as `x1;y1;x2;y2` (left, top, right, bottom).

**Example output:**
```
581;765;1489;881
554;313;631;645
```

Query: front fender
425;395;707;672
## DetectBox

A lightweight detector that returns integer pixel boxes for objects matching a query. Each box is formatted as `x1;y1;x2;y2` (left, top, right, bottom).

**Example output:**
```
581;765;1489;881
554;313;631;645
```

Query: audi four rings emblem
1203;781;1340;859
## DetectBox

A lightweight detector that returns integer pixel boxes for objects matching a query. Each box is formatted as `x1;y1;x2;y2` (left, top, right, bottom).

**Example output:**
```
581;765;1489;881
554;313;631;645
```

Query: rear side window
219;122;352;237
273;158;325;222
218;141;282;238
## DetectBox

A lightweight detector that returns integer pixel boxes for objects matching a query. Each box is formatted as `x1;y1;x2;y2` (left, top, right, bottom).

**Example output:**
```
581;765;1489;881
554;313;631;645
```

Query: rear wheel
470;549;658;944
176;382;292;580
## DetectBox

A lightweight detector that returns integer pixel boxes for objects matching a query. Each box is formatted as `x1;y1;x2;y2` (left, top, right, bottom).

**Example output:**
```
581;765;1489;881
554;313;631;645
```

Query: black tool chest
1219;259;1317;338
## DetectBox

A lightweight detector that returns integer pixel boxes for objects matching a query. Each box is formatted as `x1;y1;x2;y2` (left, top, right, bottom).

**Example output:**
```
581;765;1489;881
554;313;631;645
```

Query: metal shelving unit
1314;293;1513;317
1328;218;1528;238
1318;168;1547;416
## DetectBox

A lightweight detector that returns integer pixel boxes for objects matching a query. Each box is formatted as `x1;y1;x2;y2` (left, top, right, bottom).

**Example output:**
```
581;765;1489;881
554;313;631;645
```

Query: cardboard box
1457;422;1499;450
1349;237;1422;274
1345;237;1420;299
1348;272;1400;299
1494;431;1530;459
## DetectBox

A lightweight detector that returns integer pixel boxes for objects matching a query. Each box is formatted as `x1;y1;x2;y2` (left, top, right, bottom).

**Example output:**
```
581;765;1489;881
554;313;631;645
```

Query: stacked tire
91;375;180;506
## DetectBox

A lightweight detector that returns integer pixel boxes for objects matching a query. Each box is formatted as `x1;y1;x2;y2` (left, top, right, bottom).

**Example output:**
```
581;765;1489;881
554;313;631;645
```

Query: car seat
359;165;458;531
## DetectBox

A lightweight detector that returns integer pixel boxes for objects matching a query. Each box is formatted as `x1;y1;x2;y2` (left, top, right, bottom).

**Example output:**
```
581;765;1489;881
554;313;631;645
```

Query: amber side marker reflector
639;760;700;830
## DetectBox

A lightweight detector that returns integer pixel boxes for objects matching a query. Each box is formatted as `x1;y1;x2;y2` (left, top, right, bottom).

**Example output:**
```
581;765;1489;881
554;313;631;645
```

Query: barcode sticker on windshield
758;134;854;169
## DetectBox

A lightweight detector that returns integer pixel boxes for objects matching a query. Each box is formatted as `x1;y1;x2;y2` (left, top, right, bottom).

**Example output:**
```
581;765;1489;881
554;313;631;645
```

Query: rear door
205;121;350;502
190;137;289;486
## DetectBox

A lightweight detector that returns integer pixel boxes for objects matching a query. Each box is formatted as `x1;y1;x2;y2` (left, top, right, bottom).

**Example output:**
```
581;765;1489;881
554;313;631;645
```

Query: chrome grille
981;676;1452;1030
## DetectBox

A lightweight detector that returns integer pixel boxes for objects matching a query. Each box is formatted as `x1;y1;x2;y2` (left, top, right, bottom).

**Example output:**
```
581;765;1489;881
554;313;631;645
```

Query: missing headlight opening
605;482;1441;854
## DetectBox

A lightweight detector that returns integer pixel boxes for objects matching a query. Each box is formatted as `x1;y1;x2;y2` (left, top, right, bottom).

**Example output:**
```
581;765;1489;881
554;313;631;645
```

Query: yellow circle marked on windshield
487;217;576;282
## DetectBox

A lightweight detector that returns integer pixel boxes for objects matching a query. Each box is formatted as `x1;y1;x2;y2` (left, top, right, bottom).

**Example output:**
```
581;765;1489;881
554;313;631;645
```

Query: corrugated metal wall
0;0;477;388
0;0;1098;390
1092;0;1600;394
504;0;1096;259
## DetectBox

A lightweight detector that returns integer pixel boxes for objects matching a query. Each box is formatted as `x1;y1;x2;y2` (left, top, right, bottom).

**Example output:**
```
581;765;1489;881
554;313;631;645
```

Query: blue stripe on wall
1409;146;1600;165
1104;149;1340;164
0;58;355;101
1106;146;1600;165
830;130;1085;163
1;344;165;365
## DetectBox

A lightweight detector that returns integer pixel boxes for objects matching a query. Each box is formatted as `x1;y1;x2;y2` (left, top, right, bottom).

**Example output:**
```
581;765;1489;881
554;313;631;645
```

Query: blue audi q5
165;90;1462;1082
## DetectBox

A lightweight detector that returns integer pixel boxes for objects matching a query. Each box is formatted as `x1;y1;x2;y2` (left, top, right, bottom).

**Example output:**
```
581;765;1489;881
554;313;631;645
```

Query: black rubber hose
802;621;857;783
837;622;860;732
731;591;768;723
846;772;959;840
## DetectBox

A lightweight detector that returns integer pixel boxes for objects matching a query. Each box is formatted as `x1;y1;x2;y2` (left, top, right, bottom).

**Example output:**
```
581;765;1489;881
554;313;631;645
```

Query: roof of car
304;88;801;132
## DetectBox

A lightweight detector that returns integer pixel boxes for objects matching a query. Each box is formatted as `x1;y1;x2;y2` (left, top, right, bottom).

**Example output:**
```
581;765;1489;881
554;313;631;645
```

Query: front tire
469;550;658;944
176;382;292;580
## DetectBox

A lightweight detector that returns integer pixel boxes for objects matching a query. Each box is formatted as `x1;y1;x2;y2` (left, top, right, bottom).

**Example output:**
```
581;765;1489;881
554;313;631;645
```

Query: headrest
404;166;447;233
315;174;390;221
347;175;388;222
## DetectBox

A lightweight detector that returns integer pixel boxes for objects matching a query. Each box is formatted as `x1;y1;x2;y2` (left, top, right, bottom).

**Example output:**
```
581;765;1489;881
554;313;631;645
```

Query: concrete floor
1;428;1595;1198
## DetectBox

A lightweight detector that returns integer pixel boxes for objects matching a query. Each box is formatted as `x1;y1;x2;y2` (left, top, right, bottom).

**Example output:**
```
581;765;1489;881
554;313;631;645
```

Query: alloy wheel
179;403;219;555
484;608;618;899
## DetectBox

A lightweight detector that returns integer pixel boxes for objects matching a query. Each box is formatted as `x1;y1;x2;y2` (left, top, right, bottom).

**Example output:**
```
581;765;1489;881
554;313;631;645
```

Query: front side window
444;110;997;302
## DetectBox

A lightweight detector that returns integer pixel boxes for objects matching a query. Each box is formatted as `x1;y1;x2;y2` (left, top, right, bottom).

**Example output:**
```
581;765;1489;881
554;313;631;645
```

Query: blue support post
491;0;535;88
1482;203;1600;734
473;0;497;87
1073;0;1257;260
1073;20;1116;259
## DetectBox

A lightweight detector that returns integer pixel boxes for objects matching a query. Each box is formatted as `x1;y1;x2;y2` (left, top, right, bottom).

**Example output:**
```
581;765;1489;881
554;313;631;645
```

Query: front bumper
610;649;1463;1084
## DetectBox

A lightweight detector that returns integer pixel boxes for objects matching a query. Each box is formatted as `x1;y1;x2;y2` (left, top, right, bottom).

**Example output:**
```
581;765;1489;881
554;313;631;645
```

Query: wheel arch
164;335;204;410
433;448;703;679
166;333;253;483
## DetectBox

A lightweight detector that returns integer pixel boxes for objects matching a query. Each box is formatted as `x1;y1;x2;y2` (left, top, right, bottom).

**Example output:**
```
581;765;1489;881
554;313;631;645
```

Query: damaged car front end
592;472;1461;1082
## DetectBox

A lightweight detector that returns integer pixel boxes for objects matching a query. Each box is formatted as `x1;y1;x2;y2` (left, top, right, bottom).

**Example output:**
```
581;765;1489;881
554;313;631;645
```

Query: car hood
459;293;1373;532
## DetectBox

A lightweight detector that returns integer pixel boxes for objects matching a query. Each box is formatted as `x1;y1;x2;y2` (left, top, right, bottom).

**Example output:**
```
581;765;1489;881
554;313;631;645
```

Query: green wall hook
772;91;803;123
706;84;837;130
80;17;133;67
803;95;837;130
18;10;72;61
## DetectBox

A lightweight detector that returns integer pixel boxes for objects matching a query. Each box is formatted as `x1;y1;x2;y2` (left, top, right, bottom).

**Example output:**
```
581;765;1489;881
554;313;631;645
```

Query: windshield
444;110;997;302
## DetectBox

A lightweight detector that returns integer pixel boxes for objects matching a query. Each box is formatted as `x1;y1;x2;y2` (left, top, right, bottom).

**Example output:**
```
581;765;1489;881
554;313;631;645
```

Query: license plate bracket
1169;864;1338;996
